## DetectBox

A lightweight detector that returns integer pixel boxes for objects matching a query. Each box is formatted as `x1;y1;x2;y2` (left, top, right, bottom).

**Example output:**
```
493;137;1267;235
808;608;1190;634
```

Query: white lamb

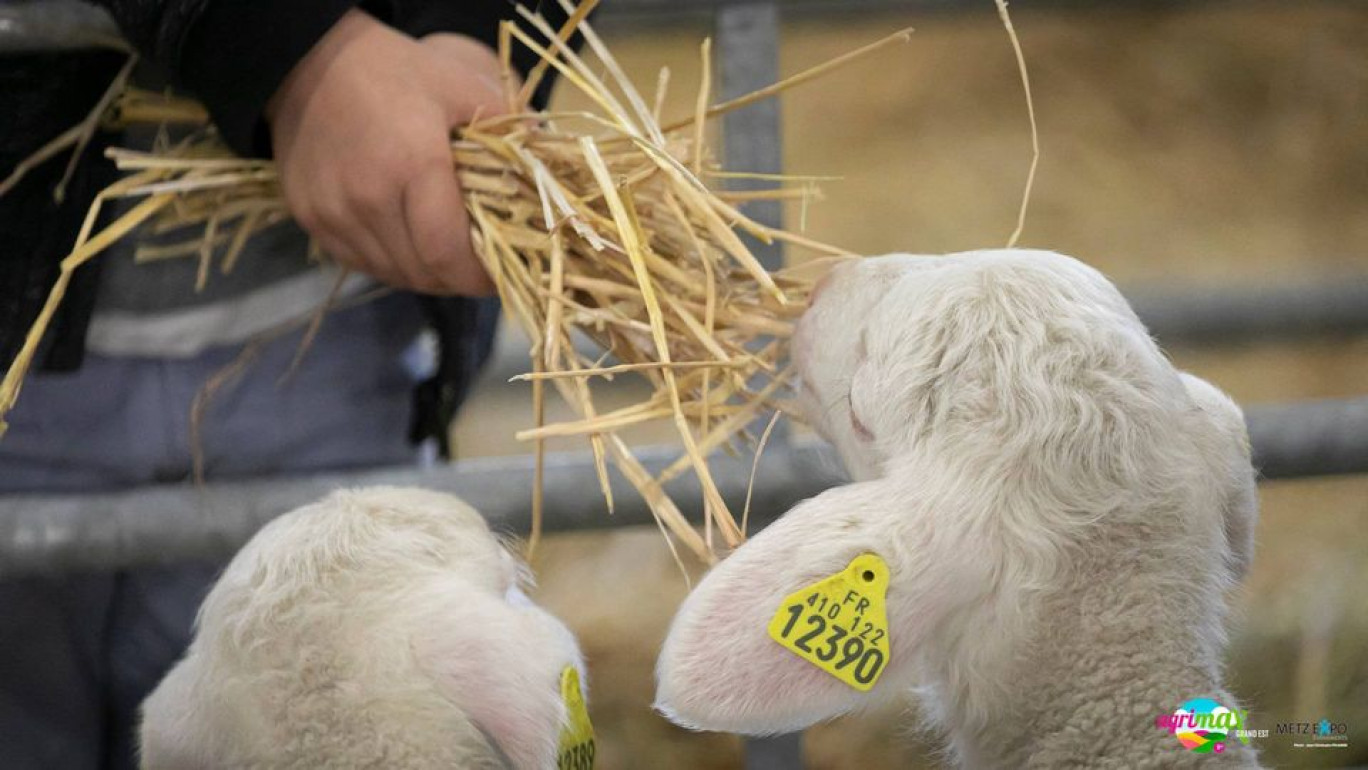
656;250;1261;768
140;486;589;770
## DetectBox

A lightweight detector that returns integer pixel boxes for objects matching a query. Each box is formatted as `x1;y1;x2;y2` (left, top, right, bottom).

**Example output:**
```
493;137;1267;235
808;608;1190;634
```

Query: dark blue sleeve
92;1;572;158
90;0;365;156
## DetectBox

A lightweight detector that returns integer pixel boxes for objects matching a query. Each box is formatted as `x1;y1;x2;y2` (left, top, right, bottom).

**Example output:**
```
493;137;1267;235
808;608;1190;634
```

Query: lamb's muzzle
656;249;1261;768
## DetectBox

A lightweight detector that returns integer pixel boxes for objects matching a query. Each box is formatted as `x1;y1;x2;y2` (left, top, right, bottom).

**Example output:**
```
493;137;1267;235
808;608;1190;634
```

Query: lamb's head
656;250;1256;740
140;487;587;770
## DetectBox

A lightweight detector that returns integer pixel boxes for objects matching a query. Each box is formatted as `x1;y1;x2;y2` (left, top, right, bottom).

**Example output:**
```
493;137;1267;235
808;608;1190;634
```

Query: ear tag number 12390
557;665;595;770
766;552;891;691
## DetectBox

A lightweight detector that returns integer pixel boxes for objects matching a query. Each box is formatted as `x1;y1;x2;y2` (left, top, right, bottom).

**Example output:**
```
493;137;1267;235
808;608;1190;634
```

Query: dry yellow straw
994;0;1039;248
0;7;931;564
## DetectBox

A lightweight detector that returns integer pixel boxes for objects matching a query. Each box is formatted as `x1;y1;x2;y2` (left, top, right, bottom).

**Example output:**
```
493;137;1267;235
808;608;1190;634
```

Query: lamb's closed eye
846;389;874;441
847;335;876;440
658;249;1261;769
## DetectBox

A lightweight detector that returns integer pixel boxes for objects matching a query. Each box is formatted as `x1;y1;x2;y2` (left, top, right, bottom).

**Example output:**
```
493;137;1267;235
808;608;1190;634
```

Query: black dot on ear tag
861;570;875;582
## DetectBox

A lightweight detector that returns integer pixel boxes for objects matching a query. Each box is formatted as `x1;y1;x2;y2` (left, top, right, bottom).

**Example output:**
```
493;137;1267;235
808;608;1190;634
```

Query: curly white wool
656;250;1261;769
140;486;583;770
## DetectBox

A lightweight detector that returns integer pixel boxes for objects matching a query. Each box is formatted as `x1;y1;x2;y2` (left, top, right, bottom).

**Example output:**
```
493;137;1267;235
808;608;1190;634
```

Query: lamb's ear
1179;372;1259;581
656;479;951;736
411;587;581;770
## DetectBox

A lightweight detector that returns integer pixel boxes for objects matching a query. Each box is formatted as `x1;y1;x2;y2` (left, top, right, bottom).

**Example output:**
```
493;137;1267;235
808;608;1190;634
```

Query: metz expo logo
1278;719;1347;737
1279;718;1350;750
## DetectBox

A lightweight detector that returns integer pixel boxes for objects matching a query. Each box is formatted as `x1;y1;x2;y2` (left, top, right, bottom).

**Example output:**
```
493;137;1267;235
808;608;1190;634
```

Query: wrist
177;0;361;156
265;8;391;125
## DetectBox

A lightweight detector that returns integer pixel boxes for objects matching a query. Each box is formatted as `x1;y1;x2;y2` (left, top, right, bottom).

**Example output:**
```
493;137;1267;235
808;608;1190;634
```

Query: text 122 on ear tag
557;665;596;770
766;552;891;691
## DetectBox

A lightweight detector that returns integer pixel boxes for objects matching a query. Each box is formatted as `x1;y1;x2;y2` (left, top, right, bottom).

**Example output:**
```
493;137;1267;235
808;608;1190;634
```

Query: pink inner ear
659;480;926;736
408;584;571;770
414;629;565;770
658;572;876;735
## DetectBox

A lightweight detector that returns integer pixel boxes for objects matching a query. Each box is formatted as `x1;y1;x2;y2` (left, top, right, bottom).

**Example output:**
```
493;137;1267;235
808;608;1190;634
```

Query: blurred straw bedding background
452;2;1368;767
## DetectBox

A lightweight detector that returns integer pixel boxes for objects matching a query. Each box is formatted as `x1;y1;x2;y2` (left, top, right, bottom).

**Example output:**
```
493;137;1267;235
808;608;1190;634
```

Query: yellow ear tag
557;665;596;770
766;553;891;691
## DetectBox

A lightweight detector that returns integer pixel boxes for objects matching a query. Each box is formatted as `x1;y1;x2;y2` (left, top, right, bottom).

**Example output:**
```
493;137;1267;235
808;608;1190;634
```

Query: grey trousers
0;295;426;769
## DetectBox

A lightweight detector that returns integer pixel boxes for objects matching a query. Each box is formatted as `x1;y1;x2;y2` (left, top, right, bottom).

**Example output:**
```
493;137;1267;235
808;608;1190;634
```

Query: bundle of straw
0;2;925;564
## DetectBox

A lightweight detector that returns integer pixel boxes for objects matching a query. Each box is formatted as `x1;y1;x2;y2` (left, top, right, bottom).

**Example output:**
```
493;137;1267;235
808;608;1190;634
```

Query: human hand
266;10;505;295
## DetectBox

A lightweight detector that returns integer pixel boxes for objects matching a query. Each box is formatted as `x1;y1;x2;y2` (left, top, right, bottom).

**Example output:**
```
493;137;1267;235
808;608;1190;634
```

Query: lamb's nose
808;270;835;307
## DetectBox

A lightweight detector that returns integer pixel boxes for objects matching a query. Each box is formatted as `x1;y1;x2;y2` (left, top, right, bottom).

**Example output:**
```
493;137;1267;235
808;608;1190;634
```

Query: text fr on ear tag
557;665;595;770
766;552;891;691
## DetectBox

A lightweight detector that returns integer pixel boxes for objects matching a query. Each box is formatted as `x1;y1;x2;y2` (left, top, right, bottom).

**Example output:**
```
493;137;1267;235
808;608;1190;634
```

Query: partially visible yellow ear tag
766;553;891;691
557;665;595;770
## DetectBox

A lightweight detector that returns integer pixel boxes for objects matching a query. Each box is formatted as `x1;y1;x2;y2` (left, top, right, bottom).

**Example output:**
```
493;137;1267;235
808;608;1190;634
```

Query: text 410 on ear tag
557;665;595;770
766;553;891;691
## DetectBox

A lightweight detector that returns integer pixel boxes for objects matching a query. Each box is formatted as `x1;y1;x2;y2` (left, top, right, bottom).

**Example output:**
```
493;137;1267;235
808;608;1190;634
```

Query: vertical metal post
717;3;803;768
718;1;784;271
744;732;804;770
717;1;792;455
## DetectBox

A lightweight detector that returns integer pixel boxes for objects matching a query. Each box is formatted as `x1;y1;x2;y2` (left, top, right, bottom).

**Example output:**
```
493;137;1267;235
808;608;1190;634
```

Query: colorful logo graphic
1155;698;1249;753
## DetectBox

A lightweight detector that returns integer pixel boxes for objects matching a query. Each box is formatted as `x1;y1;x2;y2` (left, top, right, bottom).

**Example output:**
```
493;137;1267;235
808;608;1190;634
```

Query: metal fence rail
485;275;1368;383
603;0;1240;23
1247;397;1368;480
0;442;841;577
2;396;1365;578
1131;276;1368;345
